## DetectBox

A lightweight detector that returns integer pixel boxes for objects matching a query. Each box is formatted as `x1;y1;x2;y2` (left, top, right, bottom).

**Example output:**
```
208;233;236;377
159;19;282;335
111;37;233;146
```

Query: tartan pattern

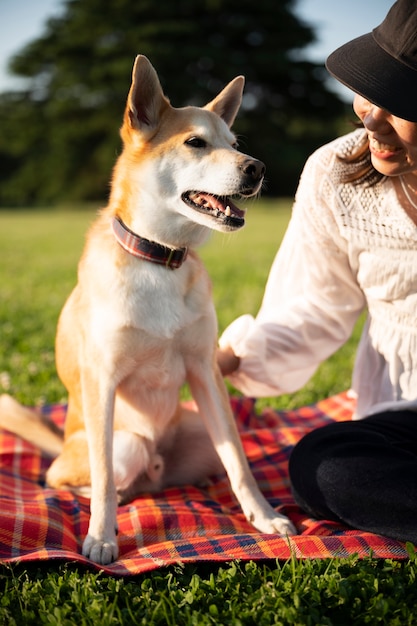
0;392;408;576
112;216;188;269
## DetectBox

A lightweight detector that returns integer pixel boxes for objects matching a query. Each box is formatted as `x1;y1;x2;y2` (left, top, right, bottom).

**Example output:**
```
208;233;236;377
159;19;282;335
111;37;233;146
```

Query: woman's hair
337;125;384;186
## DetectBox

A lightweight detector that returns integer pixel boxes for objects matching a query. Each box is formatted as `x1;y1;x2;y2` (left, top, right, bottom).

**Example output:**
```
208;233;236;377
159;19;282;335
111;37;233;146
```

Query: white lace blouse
219;129;417;419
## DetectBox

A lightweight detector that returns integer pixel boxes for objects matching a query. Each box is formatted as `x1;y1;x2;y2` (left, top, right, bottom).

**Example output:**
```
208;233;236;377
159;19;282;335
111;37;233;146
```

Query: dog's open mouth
182;191;246;228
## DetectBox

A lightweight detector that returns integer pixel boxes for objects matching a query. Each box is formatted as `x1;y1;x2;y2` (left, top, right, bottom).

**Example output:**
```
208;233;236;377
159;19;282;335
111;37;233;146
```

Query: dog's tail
0;394;63;457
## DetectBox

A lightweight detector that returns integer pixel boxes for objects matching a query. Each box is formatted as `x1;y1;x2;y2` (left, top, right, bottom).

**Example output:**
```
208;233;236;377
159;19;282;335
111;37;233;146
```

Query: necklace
399;175;417;211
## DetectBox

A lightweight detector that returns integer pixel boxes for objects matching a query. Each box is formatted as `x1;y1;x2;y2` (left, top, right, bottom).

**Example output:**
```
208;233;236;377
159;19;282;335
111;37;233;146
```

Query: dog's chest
93;258;214;341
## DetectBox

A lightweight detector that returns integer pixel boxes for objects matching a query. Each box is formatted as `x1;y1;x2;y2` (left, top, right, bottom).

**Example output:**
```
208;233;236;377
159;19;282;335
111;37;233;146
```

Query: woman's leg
289;410;417;543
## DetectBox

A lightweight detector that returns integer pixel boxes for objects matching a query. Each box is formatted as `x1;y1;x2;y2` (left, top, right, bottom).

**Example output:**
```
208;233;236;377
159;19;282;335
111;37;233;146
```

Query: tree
0;0;349;206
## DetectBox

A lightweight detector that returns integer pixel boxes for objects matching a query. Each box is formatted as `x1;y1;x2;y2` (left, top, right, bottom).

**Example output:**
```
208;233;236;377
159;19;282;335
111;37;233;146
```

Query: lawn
1;202;417;624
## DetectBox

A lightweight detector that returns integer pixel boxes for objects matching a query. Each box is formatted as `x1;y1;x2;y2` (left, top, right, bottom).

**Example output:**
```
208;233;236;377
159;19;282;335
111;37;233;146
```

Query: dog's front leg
80;373;119;565
189;364;296;536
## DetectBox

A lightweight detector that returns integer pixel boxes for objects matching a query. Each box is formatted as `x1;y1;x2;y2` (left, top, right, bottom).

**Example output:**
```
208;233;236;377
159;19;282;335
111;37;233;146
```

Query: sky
0;0;393;101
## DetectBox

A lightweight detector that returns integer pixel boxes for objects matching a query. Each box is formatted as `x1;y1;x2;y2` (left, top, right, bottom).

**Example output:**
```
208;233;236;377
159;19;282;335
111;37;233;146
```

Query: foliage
0;0;350;206
2;549;417;624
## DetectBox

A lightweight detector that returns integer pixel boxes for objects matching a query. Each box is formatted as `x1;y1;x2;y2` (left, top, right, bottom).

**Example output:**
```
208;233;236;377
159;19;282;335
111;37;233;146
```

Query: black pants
289;409;417;543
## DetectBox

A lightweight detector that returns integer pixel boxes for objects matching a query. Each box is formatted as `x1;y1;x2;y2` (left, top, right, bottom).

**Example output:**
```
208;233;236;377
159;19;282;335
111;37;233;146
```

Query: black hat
326;0;417;122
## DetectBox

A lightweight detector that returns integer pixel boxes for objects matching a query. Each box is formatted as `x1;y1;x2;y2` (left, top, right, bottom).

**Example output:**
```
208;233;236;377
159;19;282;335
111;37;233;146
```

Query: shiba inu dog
0;55;295;565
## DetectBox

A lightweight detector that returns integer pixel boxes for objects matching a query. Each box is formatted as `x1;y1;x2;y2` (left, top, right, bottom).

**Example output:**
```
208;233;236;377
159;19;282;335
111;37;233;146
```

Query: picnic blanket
0;392;409;576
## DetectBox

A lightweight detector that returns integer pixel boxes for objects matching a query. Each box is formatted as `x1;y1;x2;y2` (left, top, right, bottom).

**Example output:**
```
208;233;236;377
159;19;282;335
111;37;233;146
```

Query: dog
0;55;296;564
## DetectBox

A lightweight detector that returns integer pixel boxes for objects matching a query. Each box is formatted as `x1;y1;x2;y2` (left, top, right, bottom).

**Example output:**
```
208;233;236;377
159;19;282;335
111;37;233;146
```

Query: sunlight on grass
0;208;96;403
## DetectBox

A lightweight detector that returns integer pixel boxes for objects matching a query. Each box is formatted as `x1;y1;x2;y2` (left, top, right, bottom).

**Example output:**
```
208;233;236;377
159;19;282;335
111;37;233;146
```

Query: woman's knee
288;421;371;520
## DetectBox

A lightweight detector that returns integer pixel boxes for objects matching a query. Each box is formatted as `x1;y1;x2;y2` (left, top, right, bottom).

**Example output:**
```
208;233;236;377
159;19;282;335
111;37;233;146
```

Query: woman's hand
217;346;240;376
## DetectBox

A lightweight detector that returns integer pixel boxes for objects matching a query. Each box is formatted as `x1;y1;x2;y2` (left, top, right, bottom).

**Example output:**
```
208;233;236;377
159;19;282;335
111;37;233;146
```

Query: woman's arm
218;150;366;397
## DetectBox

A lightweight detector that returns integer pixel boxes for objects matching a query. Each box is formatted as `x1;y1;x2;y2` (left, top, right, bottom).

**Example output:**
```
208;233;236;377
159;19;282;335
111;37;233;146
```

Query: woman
218;0;417;543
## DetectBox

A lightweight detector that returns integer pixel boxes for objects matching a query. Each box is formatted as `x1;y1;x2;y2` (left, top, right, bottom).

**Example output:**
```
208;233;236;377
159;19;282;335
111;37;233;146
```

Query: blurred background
0;0;392;207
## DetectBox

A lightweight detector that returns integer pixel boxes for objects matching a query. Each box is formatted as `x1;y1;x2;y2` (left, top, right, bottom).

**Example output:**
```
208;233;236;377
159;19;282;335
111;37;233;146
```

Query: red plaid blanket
0;392;408;575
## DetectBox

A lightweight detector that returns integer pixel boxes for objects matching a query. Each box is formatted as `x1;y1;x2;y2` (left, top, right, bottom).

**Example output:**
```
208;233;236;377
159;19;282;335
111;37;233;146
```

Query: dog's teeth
225;206;231;217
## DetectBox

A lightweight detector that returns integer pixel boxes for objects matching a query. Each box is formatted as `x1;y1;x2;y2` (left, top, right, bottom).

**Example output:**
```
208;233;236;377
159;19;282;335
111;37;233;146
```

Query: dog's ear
125;55;170;133
204;76;245;128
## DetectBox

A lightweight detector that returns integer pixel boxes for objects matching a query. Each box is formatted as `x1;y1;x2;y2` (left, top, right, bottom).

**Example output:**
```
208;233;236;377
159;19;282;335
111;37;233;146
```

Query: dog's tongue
195;193;245;218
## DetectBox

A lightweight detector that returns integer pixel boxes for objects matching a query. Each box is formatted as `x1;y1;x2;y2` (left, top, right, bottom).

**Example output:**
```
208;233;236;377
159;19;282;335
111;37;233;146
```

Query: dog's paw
250;510;297;536
266;514;297;536
82;534;119;565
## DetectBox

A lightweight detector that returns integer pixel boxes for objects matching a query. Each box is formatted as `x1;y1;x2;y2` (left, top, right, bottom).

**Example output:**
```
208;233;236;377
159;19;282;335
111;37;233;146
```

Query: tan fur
0;394;63;457
0;56;295;564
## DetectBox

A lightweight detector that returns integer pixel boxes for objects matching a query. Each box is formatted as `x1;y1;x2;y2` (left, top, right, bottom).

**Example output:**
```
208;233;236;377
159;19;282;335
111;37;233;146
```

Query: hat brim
326;33;417;122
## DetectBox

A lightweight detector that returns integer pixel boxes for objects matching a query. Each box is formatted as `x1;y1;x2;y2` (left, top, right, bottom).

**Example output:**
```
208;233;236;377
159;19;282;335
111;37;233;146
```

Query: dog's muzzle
181;157;265;231
239;158;266;196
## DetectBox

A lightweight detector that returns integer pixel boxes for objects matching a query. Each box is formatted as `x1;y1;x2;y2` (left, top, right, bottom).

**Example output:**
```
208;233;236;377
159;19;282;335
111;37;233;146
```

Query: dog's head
112;55;265;246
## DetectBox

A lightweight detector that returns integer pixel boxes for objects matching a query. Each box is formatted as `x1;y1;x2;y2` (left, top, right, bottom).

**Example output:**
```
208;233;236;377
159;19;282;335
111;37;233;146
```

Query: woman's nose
356;96;391;132
364;106;389;125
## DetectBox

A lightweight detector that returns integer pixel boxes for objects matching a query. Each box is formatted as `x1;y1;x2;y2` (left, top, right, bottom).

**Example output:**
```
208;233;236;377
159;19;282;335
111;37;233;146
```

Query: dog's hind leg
114;409;223;501
113;430;165;503
46;430;91;489
158;406;224;488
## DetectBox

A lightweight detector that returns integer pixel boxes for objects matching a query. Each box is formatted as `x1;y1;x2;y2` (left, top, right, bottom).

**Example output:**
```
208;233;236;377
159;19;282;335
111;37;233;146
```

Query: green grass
2;552;417;625
0;207;95;405
0;202;415;625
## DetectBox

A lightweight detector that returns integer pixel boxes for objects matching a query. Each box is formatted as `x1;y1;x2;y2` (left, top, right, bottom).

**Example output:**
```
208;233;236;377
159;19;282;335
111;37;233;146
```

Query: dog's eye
185;137;207;149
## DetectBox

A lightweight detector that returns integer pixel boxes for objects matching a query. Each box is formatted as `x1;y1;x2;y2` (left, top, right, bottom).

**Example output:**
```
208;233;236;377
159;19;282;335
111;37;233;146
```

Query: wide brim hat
326;0;417;122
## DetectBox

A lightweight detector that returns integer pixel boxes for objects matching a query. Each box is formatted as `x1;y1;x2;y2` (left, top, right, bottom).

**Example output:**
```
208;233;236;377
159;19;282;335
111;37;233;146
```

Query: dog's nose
241;158;266;182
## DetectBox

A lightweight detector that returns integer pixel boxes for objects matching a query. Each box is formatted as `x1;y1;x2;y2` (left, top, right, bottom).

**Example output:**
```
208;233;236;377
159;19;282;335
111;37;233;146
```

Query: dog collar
112;216;188;269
